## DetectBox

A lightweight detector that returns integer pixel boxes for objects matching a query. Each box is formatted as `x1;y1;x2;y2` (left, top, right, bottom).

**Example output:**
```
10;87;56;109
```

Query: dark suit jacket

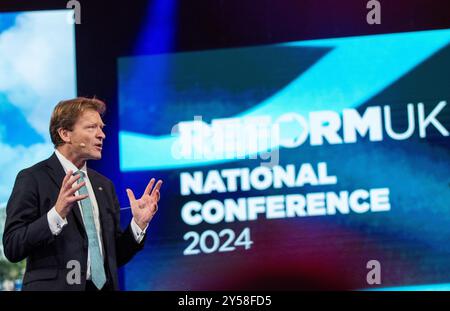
2;153;145;291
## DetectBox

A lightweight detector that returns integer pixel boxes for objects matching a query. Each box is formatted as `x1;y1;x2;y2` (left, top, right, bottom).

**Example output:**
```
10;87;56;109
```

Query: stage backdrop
0;9;76;290
117;28;450;290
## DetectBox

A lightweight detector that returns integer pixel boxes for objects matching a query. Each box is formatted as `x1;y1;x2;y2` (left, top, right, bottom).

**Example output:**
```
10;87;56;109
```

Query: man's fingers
155;190;160;202
126;188;136;202
150;180;163;198
67;181;86;195
69;193;89;203
62;170;75;190
143;178;155;197
62;170;72;188
64;174;82;191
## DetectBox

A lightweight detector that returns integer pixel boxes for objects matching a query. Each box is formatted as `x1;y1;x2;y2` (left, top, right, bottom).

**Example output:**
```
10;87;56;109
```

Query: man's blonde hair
49;97;106;147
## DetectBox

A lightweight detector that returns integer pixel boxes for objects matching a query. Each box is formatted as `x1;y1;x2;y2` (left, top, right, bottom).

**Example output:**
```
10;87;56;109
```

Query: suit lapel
46;153;87;239
46;153;66;189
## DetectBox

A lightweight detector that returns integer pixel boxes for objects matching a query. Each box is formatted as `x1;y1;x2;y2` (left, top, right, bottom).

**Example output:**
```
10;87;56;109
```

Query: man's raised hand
55;170;89;219
126;178;163;230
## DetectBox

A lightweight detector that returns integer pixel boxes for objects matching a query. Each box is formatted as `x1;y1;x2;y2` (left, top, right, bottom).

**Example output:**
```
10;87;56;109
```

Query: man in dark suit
2;97;162;291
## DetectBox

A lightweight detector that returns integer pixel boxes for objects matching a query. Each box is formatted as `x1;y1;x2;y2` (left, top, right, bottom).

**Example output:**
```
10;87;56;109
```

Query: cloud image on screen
0;10;76;207
0;11;76;286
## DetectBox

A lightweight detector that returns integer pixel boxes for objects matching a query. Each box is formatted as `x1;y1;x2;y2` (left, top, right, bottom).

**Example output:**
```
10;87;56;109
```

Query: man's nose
97;128;106;139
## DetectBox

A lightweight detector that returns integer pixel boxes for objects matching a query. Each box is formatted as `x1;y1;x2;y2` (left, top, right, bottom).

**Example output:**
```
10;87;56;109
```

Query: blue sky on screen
0;10;76;206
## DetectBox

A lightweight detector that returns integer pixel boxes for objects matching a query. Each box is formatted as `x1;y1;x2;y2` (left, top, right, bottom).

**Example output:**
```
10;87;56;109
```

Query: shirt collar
54;149;88;176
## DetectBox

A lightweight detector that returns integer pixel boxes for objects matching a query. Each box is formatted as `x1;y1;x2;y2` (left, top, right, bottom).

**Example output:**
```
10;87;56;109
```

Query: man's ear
57;128;71;144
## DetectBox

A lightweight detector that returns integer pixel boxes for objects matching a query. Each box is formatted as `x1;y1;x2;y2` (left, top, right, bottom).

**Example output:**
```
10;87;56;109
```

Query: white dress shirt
47;149;147;280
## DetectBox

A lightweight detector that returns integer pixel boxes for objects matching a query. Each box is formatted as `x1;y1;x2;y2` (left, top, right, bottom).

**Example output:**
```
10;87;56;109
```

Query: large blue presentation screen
118;29;450;290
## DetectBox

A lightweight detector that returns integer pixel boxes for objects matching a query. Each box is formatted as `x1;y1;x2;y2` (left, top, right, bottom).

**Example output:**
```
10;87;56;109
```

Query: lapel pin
98;186;103;191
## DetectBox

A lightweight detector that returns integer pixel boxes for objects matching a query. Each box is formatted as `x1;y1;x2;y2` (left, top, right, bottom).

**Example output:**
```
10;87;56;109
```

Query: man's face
69;109;106;160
